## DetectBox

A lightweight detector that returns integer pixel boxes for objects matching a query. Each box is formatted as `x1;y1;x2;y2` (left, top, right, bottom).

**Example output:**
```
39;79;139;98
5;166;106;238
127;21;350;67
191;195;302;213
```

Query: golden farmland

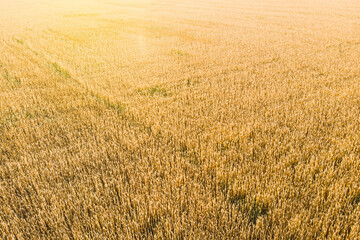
1;0;360;239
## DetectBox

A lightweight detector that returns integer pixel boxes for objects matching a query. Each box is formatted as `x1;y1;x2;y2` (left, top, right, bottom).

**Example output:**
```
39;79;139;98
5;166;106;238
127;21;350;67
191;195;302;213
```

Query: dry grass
1;0;360;239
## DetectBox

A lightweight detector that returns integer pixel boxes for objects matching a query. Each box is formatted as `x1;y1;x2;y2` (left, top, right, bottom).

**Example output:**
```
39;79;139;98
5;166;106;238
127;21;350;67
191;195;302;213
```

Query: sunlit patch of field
1;0;360;239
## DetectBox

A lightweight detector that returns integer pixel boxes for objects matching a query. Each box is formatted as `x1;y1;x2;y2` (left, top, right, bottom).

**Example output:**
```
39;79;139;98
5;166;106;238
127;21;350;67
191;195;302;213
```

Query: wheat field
1;0;360;239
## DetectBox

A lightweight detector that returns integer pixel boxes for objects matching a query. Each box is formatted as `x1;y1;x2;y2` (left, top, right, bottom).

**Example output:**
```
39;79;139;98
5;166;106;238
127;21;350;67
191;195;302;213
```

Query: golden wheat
0;0;360;239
